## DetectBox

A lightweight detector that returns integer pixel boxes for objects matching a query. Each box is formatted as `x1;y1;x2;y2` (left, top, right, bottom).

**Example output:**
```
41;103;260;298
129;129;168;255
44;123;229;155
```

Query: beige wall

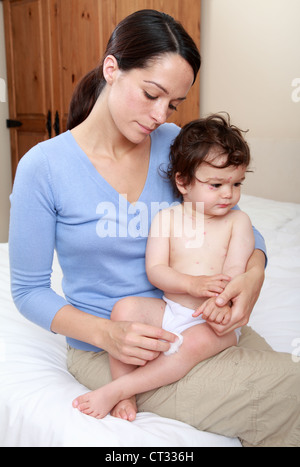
0;2;12;242
200;0;300;203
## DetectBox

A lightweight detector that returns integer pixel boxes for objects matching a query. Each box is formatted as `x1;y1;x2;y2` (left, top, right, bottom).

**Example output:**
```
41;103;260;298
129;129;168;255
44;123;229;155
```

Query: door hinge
6;119;22;128
53;111;60;136
46;110;52;138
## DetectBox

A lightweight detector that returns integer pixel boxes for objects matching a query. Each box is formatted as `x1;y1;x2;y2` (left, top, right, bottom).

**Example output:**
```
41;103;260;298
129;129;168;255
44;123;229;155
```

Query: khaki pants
67;326;300;447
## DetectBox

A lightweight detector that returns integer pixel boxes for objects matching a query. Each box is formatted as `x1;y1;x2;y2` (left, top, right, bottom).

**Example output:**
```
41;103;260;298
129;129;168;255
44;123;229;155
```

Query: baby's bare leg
105;297;166;420
117;323;237;398
73;323;236;419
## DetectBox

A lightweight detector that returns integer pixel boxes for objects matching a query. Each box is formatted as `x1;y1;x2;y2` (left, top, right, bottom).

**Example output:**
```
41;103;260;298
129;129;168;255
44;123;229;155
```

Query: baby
72;114;255;420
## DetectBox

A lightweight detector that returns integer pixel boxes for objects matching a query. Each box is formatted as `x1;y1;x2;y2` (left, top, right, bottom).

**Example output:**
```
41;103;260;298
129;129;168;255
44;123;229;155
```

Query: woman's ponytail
67;66;105;130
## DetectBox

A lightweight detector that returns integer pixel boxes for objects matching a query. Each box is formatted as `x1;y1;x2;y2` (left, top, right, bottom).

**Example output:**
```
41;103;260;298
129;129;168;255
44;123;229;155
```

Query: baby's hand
193;297;232;325
188;274;231;299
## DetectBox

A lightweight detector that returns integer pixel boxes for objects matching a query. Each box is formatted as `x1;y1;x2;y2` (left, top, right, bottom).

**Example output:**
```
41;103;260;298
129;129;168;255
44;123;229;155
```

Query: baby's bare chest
169;218;233;275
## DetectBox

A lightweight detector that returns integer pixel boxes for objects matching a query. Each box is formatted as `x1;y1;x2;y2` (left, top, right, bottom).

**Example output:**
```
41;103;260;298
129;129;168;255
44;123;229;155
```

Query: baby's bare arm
222;211;255;278
194;211;254;325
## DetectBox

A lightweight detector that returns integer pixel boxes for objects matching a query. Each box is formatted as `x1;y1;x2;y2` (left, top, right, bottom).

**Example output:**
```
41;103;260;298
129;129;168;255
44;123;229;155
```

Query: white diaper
162;296;241;356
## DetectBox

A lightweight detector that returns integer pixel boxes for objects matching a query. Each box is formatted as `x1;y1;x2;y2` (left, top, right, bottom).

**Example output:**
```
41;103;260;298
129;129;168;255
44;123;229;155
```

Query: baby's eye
210;184;222;189
234;182;243;187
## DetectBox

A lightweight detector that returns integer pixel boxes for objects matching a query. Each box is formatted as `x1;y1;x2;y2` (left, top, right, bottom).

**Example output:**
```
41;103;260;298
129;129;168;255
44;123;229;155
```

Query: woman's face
105;53;195;144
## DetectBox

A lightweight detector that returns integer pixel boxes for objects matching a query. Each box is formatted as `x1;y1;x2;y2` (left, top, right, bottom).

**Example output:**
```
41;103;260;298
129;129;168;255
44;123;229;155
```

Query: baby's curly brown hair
167;114;251;197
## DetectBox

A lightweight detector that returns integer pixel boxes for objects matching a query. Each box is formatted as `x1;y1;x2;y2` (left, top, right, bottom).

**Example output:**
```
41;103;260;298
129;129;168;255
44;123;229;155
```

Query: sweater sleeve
9;145;68;331
253;225;267;260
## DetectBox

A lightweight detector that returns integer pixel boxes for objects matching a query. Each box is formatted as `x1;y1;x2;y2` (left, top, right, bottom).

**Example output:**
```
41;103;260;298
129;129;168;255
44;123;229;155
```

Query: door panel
3;0;51;178
50;0;115;132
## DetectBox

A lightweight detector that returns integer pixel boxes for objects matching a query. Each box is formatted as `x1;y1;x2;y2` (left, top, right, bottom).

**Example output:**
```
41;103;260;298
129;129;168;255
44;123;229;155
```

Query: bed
1;194;300;448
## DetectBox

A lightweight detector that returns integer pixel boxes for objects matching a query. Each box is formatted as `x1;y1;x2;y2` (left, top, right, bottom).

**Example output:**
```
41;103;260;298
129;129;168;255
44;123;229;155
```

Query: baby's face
182;156;247;217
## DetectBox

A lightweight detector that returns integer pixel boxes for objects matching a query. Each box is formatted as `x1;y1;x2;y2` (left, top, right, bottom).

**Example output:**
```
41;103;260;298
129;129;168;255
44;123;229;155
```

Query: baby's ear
175;172;189;195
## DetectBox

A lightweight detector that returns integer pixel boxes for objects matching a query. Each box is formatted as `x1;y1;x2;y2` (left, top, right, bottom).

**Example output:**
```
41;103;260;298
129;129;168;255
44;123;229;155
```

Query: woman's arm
9;147;69;330
51;304;175;366
9;147;174;365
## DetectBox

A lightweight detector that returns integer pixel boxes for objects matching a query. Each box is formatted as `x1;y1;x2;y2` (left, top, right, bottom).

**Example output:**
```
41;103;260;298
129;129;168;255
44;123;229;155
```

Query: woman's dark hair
168;113;251;197
67;9;201;130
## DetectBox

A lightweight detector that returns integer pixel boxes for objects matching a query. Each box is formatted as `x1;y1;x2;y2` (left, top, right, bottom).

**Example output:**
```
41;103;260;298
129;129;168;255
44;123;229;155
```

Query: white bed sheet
1;194;300;447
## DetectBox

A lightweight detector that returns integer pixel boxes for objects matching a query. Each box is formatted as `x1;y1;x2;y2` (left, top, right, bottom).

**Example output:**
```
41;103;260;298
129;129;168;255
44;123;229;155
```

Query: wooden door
49;0;115;132
3;0;115;178
3;0;52;178
115;0;201;128
3;0;200;179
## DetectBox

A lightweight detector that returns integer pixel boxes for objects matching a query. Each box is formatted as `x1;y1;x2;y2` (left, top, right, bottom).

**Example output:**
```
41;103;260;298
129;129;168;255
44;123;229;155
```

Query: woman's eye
144;91;157;100
144;91;177;111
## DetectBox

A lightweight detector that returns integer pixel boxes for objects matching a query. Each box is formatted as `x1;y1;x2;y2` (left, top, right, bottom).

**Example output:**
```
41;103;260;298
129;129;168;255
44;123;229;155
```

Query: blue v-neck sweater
9;123;266;351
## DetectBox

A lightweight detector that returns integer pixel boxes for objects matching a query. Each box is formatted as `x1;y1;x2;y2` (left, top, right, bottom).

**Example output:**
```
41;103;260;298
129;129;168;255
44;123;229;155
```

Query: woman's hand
199;250;265;336
102;320;176;366
52;301;176;366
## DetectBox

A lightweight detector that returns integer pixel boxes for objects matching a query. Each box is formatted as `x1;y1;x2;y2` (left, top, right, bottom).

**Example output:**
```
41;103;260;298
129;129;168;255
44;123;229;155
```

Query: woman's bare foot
72;382;121;419
111;396;137;421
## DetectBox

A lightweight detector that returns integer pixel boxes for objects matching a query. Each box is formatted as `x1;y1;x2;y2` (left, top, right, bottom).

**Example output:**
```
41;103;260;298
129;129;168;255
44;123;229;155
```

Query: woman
9;10;299;446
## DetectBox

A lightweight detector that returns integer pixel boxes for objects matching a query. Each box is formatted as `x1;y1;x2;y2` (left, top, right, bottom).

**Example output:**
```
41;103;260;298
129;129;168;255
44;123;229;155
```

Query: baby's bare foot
72;383;120;419
111;396;137;422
